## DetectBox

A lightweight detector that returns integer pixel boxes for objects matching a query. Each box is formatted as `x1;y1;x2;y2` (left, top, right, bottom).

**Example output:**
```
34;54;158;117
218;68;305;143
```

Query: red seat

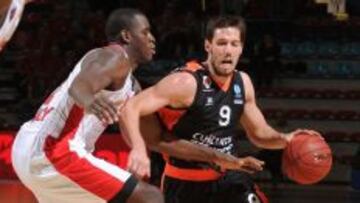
347;90;360;100
351;132;360;142
336;110;358;120
285;109;310;119
324;131;348;142
311;109;334;120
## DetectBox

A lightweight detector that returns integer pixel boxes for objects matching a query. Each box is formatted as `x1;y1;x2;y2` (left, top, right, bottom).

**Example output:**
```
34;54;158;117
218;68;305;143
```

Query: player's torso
21;48;135;150
159;62;245;167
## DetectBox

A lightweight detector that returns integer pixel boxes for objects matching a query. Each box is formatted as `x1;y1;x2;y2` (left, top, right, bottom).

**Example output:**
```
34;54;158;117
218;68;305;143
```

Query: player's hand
213;153;264;174
234;156;264;174
85;94;119;124
284;129;323;143
127;148;150;180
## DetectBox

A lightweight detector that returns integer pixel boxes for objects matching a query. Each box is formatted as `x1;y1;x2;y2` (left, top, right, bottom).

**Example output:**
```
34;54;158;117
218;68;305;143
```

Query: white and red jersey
21;48;135;153
11;48;137;202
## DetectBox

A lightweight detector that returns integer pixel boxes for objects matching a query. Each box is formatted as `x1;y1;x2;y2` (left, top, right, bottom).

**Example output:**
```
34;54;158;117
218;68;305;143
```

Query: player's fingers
139;165;150;180
296;129;324;139
244;157;264;171
96;99;117;123
93;103;113;124
101;99;119;120
244;161;263;171
306;130;322;137
88;103;108;123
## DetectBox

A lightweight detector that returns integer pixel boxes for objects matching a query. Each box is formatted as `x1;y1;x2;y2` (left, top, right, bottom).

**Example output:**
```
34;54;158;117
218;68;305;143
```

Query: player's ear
120;30;131;44
204;39;211;52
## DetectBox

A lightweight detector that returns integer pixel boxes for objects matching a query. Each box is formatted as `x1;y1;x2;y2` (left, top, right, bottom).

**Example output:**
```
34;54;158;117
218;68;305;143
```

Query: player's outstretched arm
136;113;263;173
239;72;321;149
120;72;264;173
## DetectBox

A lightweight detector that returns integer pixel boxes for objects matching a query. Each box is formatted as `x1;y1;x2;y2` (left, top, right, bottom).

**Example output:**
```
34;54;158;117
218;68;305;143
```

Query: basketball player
0;0;34;51
120;15;320;203
10;8;163;203
11;8;263;203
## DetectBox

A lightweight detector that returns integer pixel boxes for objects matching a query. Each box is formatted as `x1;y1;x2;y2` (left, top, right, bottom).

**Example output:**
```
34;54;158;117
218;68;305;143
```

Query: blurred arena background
0;0;360;202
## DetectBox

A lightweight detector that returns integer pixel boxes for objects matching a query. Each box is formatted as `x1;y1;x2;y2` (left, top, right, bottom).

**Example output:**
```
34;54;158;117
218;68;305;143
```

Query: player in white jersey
0;0;34;51
11;8;163;203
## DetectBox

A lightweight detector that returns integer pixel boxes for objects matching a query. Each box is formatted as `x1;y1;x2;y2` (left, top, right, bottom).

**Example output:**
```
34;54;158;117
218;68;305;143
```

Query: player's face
205;27;243;77
129;14;156;64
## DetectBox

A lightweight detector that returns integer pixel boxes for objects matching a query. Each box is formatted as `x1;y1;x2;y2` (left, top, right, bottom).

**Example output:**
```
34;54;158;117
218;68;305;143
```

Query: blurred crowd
0;0;360;128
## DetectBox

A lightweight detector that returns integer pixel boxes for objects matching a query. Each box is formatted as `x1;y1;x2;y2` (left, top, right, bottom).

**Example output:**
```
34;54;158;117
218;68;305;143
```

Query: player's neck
205;62;232;84
123;46;140;69
108;43;138;69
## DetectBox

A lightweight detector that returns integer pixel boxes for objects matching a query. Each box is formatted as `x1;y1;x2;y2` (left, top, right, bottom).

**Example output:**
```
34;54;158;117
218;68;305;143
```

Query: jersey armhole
238;71;246;100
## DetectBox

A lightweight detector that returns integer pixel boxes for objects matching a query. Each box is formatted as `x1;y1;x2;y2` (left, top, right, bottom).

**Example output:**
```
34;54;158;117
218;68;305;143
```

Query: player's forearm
119;101;147;150
248;127;288;149
149;139;217;162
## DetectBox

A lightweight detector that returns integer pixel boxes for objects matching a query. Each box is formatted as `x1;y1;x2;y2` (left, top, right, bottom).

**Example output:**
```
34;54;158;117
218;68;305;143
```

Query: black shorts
163;171;266;203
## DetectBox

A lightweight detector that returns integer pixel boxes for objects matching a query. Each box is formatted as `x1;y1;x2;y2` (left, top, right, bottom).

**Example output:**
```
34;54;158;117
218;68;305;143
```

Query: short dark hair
205;15;246;43
105;8;144;42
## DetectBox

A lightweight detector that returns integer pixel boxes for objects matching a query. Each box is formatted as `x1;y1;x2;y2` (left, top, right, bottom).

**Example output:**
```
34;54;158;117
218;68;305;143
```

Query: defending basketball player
11;8;163;203
120;15;321;203
0;0;33;51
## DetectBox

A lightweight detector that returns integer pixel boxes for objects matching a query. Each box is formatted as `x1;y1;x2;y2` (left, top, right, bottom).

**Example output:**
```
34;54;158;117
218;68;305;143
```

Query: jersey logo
233;84;242;98
205;97;214;106
233;84;243;105
202;76;213;92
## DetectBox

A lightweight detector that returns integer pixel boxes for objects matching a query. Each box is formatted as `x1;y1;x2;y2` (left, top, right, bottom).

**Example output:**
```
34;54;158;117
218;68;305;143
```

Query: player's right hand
127;148;151;180
85;94;119;124
214;153;264;174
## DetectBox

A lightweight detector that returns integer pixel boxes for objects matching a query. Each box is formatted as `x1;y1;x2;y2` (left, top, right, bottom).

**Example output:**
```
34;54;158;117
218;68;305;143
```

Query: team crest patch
233;84;242;98
202;76;212;89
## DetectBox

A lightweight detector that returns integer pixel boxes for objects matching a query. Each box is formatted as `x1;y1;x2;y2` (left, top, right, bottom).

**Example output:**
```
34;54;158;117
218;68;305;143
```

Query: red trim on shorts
44;105;125;200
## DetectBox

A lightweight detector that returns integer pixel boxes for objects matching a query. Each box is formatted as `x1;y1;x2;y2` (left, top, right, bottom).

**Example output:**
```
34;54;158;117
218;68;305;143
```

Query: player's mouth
221;59;233;65
149;45;156;55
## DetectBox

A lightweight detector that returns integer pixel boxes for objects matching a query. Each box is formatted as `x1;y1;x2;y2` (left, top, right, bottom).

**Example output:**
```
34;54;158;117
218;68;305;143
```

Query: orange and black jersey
158;61;245;169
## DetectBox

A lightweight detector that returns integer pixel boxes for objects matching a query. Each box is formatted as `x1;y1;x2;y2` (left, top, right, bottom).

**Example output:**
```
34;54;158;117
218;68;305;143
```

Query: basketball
282;132;332;184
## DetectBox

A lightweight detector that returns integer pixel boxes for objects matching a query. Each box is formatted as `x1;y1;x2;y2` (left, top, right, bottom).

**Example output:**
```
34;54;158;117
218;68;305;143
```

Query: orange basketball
282;132;332;184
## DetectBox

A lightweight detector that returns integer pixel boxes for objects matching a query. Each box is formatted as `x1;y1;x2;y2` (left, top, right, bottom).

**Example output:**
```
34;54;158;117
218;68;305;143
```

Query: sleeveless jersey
20;47;135;152
158;62;246;169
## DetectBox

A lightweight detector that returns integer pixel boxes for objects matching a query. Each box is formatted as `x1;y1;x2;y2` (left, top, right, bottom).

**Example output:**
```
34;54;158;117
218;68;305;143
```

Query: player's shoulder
238;71;253;86
163;70;197;89
81;46;127;68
